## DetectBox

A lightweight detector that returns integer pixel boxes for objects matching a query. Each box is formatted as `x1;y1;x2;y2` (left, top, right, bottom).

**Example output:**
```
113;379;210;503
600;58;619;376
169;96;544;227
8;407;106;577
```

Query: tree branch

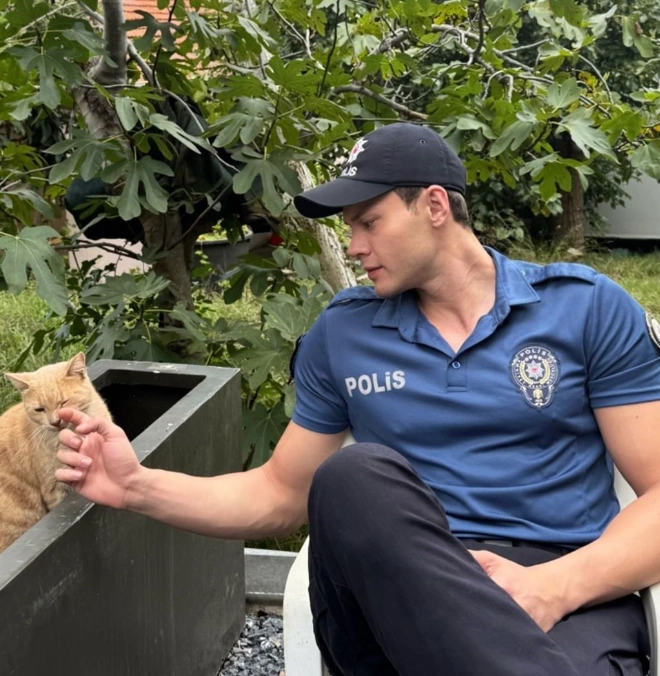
92;0;127;85
163;89;239;174
73;0;155;86
152;0;179;85
244;0;269;80
367;20;612;122
499;39;550;54
430;23;611;115
468;0;487;66
126;44;155;87
0;206;23;226
15;2;78;37
56;240;142;260
577;54;612;102
164;183;233;252
330;85;428;120
267;1;312;58
371;28;411;55
317;3;340;97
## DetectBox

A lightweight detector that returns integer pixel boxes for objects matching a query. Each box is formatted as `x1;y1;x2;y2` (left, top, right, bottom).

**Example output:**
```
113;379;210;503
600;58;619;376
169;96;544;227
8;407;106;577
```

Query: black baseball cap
293;122;466;219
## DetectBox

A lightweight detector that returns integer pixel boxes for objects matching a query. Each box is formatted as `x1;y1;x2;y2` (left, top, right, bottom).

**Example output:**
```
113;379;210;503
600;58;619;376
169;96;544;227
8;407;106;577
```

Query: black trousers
307;443;650;676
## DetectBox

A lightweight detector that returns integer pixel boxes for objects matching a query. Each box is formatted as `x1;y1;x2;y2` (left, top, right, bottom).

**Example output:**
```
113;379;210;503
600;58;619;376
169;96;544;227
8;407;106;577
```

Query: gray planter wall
0;361;244;676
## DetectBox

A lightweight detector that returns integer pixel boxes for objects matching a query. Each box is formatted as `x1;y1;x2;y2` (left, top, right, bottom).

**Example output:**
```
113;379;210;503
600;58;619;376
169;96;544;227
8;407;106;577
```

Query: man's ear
427;186;451;226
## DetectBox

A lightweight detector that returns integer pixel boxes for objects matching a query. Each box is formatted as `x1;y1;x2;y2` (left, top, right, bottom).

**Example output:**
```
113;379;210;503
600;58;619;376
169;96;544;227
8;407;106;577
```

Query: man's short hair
393;186;471;228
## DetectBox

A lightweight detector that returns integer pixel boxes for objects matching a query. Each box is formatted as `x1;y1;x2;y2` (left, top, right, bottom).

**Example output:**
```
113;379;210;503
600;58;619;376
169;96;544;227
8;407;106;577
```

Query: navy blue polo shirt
291;248;660;545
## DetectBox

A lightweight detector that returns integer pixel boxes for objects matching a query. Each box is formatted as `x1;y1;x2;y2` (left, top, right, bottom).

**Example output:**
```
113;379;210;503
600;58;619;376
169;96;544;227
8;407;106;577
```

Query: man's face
343;189;439;298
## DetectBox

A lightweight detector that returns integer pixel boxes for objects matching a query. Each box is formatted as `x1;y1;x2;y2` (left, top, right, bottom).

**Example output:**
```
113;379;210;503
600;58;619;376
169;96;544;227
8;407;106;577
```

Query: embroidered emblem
510;345;560;410
646;311;660;350
347;138;367;164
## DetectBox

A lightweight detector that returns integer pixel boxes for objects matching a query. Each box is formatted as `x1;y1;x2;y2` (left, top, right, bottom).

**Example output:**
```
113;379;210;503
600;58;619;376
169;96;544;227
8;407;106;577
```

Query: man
57;123;660;675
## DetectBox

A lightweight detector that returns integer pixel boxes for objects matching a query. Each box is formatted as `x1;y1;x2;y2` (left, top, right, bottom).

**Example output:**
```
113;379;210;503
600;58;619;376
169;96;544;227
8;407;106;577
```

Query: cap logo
347;138;367;164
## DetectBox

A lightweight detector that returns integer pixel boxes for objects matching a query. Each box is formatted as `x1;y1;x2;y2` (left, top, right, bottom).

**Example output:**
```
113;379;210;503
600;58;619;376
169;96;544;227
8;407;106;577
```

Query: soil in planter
99;376;204;440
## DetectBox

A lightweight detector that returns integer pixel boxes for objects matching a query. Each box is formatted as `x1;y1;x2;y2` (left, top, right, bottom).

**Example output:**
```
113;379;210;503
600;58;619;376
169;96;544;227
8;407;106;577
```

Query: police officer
57;123;660;675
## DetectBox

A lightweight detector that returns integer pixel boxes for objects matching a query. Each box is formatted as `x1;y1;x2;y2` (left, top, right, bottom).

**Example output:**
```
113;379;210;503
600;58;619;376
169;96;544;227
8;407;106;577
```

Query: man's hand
470;549;569;632
56;407;145;510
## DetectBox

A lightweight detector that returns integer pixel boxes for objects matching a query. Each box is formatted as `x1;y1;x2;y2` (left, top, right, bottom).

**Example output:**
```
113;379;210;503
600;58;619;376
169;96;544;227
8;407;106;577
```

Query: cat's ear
66;352;87;378
5;372;30;392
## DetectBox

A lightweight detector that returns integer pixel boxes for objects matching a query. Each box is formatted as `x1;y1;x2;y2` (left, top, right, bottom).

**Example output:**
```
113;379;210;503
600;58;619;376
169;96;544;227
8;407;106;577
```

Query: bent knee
313;442;396;487
309;442;400;515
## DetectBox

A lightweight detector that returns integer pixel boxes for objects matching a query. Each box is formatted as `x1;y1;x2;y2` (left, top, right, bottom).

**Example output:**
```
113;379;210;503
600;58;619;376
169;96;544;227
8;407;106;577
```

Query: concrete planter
195;235;253;276
0;360;244;676
244;547;297;610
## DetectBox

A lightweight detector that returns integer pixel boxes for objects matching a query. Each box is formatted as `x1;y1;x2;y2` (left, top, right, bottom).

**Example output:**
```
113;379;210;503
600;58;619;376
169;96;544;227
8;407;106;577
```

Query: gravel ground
218;612;285;676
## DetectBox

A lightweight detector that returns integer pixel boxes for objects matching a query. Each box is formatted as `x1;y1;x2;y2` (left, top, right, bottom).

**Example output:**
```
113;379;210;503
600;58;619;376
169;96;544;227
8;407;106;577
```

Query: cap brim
293;178;393;219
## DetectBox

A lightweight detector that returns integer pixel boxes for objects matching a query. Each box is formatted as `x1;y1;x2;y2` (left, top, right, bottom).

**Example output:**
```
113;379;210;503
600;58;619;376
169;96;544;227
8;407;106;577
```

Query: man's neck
415;236;497;353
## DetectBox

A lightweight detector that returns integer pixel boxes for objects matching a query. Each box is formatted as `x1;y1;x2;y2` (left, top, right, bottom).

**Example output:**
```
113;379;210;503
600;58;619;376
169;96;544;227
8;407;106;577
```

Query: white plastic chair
283;434;660;676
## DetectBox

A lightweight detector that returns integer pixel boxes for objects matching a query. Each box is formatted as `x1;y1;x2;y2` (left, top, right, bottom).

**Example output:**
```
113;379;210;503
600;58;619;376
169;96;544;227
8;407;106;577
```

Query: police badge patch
510;346;560;410
646;311;660;351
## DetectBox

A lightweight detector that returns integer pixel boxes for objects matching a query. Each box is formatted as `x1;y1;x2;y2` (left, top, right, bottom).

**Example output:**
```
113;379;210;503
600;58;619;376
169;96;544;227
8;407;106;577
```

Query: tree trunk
292;162;357;292
74;0;127;139
94;0;127;85
556;168;585;248
142;211;194;310
552;134;586;249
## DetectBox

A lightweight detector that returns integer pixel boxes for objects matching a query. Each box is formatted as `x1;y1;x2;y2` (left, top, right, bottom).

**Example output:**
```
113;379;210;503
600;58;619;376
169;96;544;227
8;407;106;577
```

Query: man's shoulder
513;258;600;286
326;285;382;310
290;286;382;379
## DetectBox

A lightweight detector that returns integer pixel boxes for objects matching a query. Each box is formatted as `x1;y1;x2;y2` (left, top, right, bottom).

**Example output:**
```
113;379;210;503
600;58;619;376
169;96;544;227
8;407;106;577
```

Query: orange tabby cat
0;352;112;553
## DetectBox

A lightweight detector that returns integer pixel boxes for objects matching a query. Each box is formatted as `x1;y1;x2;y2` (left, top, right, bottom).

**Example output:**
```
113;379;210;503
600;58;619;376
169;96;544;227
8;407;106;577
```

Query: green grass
246;524;309;553
0;290;53;412
194;283;262;326
581;252;660;316
508;244;660;316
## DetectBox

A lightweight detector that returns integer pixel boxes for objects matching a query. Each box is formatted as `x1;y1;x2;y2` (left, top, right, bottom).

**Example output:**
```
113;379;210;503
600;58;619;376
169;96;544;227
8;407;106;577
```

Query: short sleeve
586;274;660;408
290;310;349;433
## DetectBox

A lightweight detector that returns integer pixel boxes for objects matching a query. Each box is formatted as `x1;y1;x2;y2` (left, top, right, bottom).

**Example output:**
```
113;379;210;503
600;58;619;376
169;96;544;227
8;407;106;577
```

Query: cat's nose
50;418;64;429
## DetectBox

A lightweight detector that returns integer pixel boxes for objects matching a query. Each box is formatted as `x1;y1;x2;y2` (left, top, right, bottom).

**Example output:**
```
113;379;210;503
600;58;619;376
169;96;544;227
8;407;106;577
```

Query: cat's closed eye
60;400;68;406
34;407;45;413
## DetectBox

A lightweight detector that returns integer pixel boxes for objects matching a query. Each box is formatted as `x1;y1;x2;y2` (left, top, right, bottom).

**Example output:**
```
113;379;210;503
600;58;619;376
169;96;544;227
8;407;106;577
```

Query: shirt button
451;361;461;369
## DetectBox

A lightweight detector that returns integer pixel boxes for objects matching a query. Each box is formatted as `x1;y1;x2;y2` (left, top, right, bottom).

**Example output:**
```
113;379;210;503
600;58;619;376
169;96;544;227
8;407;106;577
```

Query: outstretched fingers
59;427;83;452
57;449;92;470
57;440;94;483
55;467;86;483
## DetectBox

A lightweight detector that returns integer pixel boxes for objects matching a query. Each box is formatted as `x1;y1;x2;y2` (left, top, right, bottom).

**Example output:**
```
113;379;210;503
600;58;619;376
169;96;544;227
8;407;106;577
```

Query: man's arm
550;399;660;610
471;399;660;630
57;408;345;540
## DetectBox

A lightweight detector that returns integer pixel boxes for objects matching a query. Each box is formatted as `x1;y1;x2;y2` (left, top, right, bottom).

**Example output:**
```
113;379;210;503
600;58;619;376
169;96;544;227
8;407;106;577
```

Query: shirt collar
487;247;540;307
371;247;540;338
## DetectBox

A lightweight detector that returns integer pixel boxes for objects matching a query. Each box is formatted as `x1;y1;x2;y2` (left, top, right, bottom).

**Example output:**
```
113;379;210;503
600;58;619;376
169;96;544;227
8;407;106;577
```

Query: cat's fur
0;353;111;553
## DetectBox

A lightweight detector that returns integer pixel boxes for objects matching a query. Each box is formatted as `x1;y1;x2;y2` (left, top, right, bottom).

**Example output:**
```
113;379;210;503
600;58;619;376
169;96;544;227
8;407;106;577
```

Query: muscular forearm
125;464;306;539
543;485;660;614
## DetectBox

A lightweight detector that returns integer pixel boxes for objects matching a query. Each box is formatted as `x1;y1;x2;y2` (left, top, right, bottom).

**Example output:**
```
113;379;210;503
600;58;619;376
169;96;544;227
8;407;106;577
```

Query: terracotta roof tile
124;0;171;23
122;1;192;54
